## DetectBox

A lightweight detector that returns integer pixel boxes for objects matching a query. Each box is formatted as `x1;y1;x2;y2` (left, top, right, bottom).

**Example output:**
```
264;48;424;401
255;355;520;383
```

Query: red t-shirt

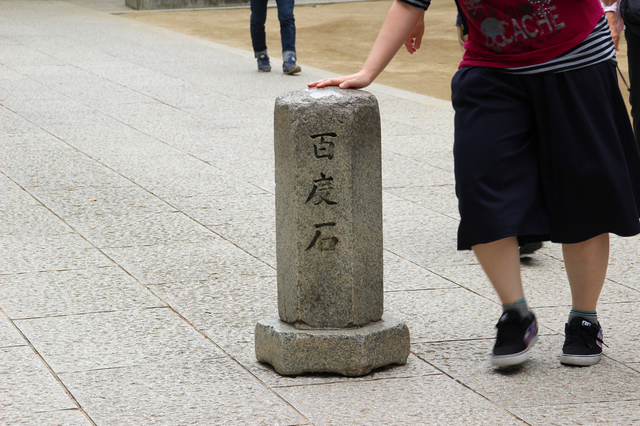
458;0;604;68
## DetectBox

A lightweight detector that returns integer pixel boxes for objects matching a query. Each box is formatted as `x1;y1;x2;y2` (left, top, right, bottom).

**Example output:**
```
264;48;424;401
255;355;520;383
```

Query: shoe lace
565;323;608;349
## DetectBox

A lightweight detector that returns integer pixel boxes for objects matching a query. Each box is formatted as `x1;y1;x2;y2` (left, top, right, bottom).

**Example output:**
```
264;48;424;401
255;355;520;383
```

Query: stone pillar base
255;314;410;376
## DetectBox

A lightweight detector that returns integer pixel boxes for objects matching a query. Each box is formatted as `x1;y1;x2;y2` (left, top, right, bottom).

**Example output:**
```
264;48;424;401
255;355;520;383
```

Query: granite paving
1;0;639;424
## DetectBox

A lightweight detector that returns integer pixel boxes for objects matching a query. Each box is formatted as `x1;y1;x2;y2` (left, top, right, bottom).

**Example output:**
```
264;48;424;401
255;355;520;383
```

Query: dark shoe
490;310;538;366
519;242;543;255
256;53;271;72
560;317;606;366
282;54;301;75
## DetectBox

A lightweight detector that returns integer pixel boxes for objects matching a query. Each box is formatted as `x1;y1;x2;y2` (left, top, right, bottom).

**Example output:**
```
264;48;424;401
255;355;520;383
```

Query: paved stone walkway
1;1;639;424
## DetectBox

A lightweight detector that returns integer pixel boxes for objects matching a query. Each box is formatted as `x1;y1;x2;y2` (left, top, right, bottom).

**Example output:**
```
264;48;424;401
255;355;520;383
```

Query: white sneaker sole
559;353;601;366
490;336;538;367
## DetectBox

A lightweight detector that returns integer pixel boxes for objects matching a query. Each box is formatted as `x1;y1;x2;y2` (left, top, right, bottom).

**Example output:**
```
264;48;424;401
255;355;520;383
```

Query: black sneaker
560;317;605;366
519;242;542;256
490;309;538;366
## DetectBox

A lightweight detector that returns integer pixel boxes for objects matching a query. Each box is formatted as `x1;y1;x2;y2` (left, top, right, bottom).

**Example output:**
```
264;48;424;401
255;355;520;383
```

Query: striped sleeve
397;0;431;10
503;16;616;75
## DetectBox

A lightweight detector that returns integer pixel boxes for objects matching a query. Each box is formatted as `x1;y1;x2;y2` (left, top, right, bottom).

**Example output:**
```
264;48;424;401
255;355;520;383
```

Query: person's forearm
359;0;425;82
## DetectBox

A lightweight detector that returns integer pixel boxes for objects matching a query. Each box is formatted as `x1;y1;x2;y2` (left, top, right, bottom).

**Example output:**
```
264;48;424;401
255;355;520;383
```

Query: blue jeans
250;0;296;55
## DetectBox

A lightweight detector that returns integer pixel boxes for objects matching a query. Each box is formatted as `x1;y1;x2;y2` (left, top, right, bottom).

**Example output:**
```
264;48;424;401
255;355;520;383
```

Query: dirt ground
123;1;631;109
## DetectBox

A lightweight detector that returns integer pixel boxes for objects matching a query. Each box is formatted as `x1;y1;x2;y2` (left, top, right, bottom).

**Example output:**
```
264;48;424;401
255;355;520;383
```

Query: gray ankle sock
569;309;598;325
503;298;530;318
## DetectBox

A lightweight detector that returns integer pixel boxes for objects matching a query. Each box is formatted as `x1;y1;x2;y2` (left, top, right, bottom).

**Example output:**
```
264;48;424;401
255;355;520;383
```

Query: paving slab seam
408;331;558;345
31;408;82;415
585;299;640;307
0;307;98;425
384;287;458;293
3;210;313;423
2;102;277;268
53;364;158;375
385;246;504;304
7;305;170;322
1;61;277;195
383;189;460;222
411;351;532;425
269;371;443;388
507;398;640;409
1;168;304;415
1;186;315;424
596;354;640;375
0;267;112;276
524;299;619;309
0;344;28;349
600;279;640;295
627;364;640;374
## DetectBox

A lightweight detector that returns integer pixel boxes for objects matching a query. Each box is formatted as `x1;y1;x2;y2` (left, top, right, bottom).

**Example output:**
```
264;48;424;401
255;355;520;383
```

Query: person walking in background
310;0;640;368
620;0;640;150
603;0;623;50
250;0;301;74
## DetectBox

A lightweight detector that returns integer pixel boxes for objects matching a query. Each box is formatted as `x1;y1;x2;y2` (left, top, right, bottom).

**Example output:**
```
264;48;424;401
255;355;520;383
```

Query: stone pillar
255;87;410;376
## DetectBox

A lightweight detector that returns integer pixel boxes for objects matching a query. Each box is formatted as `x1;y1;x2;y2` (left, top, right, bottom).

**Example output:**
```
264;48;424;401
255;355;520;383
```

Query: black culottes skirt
452;61;640;250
